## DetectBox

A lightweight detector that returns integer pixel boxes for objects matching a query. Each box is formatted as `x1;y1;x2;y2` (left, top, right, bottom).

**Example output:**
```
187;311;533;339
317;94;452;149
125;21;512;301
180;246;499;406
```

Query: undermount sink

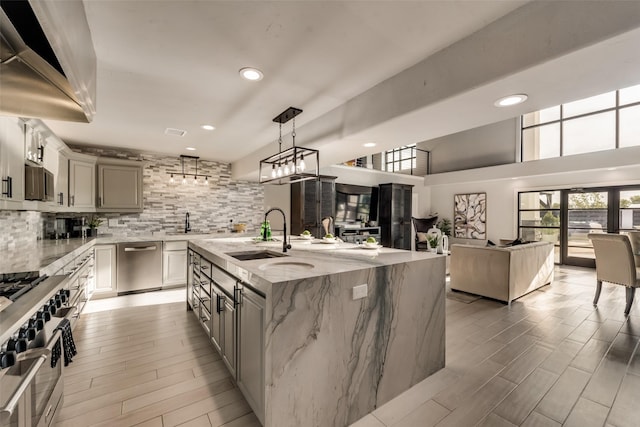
258;261;315;271
226;250;288;261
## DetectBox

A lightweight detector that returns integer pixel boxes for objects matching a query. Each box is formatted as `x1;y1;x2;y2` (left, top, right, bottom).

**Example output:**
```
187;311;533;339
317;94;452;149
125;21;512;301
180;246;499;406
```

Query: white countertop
188;236;442;294
0;232;241;275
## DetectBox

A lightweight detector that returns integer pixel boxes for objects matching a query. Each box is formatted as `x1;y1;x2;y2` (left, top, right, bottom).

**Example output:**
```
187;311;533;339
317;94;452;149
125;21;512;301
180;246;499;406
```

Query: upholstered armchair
412;216;438;251
628;231;640;267
588;233;640;316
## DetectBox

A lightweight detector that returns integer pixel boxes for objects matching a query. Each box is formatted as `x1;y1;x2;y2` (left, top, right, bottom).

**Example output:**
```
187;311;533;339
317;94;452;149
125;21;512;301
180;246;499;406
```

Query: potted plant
436;218;452;237
87;216;103;237
427;235;440;252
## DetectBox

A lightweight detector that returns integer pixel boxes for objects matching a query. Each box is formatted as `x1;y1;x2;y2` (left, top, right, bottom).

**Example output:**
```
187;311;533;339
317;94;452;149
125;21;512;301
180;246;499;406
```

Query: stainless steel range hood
0;0;96;123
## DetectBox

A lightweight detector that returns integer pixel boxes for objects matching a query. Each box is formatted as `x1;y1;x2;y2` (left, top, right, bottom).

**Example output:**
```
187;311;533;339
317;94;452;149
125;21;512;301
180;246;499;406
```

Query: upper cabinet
290;176;336;238
68;155;96;210
96;160;143;212
0;116;25;208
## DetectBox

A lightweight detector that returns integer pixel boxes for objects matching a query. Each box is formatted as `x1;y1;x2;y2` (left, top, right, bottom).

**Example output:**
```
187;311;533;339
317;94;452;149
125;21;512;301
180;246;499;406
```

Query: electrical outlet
352;284;368;300
108;219;120;227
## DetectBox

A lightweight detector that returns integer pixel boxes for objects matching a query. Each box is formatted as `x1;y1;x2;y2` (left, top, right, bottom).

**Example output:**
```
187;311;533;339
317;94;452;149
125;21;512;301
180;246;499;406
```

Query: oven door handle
0;354;47;417
0;329;61;417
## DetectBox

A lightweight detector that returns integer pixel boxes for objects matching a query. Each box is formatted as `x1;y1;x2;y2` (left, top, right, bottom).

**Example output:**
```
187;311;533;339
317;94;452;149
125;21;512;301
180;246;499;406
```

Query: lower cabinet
94;244;117;298
163;241;187;287
188;248;265;424
237;285;265;425
221;296;237;378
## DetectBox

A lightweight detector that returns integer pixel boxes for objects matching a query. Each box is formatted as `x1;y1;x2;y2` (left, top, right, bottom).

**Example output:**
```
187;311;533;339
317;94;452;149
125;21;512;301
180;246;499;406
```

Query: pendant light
259;107;319;184
168;155;211;185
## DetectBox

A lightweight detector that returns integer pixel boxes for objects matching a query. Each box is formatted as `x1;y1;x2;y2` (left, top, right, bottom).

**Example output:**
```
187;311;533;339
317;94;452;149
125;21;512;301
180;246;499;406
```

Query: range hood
0;0;96;123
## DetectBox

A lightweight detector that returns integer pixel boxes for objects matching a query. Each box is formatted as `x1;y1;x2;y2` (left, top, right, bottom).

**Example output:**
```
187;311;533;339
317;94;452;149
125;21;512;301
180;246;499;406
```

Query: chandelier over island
259;106;319;185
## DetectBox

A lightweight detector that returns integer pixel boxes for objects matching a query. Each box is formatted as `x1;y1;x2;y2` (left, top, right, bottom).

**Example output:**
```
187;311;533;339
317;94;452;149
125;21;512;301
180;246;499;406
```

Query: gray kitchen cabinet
291;175;336;238
221;296;237;378
94;244;117;298
69;156;96;209
97;162;143;212
237;285;265;425
162;241;187;287
379;183;413;249
0;116;25;207
188;248;263;423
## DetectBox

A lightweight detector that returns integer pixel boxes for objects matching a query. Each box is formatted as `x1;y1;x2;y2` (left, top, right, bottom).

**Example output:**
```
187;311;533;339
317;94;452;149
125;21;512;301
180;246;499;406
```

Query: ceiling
42;1;640;181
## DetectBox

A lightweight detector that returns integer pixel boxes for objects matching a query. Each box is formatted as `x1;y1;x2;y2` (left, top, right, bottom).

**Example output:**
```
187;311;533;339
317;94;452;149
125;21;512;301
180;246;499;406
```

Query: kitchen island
188;237;446;427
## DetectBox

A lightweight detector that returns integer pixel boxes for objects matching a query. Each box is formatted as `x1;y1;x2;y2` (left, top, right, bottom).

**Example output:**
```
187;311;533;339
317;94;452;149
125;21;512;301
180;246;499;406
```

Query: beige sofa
450;241;555;303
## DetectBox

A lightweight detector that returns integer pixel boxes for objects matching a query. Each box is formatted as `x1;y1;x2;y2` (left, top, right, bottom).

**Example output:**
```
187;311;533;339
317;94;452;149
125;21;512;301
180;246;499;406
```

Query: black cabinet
379;183;413;249
291;176;336;238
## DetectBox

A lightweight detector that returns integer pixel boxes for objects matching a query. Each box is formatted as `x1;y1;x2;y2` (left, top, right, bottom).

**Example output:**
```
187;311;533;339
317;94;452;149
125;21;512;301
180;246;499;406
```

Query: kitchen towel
55;318;77;366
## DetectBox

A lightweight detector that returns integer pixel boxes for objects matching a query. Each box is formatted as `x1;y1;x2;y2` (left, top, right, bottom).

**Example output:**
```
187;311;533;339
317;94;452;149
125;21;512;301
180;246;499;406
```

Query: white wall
421;119;518;174
263;185;290;231
425;147;640;242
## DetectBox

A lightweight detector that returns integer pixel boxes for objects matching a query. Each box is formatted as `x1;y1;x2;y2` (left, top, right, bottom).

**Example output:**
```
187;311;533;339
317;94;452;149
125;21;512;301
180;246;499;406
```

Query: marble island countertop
189;236;442;293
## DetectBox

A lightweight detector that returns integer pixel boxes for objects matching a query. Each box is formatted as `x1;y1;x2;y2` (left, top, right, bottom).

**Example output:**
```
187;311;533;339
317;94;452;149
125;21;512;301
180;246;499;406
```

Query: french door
518;186;640;267
562;189;612;268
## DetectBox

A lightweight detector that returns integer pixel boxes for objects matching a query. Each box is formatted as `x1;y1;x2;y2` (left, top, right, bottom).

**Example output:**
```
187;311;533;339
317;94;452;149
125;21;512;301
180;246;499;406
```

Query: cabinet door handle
98;196;101;207
71;195;75;206
234;287;242;307
2;176;13;198
216;294;225;313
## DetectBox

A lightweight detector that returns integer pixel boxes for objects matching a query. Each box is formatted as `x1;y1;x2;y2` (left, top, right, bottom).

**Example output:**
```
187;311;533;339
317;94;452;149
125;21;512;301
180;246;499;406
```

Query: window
385;144;416;172
521;83;640;161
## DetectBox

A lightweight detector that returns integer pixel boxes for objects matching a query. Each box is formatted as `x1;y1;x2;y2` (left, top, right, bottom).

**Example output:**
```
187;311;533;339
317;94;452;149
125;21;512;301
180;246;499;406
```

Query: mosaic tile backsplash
63;145;265;238
1;146;265;246
0;211;44;253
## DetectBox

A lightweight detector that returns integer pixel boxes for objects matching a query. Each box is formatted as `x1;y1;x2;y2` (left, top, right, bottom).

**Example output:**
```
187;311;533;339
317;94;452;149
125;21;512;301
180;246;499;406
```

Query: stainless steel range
0;273;73;427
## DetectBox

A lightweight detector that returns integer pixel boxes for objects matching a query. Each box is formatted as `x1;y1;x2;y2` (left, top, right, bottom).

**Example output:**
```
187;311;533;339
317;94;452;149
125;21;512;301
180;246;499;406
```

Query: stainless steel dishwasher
116;241;162;294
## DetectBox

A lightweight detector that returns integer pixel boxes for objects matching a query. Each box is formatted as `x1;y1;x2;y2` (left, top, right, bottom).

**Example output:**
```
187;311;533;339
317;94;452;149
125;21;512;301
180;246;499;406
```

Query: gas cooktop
0;272;48;309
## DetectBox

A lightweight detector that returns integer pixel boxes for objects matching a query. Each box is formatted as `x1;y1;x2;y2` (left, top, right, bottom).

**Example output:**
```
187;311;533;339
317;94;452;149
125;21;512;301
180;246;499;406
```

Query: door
563;189;611;267
222;297;237;378
238;286;265;425
163;250;187;286
97;164;143;210
69;159;95;208
94;245;117;296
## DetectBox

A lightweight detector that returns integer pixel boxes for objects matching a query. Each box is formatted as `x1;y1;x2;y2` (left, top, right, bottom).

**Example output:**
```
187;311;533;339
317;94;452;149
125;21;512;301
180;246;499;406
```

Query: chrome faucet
264;208;292;253
185;212;191;233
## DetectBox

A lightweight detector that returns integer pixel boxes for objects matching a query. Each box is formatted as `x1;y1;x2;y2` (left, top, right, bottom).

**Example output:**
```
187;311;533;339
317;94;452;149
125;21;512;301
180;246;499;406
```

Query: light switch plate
352;284;368;300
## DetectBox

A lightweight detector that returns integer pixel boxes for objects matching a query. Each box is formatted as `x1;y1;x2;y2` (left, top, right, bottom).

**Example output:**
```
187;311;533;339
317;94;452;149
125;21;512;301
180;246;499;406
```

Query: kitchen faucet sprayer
263;208;291;253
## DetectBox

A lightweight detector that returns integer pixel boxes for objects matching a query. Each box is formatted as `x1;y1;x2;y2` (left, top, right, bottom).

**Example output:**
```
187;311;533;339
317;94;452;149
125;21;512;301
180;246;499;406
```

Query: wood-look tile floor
57;266;640;427
353;266;640;427
55;289;259;427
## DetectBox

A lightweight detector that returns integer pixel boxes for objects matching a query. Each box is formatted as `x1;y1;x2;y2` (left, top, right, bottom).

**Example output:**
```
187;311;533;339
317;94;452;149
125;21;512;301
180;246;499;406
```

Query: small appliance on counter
49;217;86;239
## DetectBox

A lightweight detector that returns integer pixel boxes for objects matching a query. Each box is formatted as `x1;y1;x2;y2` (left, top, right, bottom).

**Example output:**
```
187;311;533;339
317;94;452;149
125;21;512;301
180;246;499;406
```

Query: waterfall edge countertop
0;233;236;276
188;236;447;427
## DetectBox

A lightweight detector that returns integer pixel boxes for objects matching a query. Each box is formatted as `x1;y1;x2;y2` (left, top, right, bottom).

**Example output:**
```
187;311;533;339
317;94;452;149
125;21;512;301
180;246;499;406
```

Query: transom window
385;144;416;172
521;83;640;161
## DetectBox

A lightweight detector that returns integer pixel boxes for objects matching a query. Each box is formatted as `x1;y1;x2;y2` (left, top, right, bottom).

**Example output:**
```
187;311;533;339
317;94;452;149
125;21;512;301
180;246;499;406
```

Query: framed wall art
454;192;486;239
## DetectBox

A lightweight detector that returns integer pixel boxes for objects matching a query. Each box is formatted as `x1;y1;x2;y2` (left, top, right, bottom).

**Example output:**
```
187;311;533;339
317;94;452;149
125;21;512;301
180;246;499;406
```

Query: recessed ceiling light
201;124;215;131
185;147;196;151
363;143;376;148
607;167;617;171
239;67;263;81
494;94;528;107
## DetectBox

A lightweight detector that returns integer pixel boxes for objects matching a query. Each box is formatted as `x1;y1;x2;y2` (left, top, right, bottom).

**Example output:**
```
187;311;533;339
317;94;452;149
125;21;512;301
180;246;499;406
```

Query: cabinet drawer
164;241;187;251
